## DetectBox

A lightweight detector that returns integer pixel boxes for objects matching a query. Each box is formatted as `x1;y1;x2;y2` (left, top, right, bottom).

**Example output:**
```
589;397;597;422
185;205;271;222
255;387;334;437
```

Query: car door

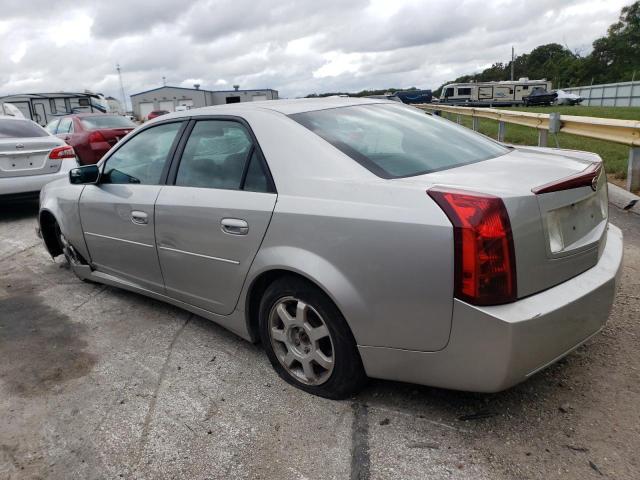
79;121;186;293
155;118;277;315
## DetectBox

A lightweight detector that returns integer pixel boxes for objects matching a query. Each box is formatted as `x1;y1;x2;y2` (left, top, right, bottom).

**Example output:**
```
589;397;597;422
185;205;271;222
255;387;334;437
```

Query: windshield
290;104;509;178
0;119;49;138
80;115;135;130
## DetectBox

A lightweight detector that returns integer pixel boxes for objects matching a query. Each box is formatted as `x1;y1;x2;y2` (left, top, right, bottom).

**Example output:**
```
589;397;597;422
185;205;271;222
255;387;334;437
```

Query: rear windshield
290;104;509;178
80;115;135;130
0;119;49;139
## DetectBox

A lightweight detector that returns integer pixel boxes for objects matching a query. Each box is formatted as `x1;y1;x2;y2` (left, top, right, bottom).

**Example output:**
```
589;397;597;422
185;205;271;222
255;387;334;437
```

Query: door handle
221;218;249;235
131;211;148;225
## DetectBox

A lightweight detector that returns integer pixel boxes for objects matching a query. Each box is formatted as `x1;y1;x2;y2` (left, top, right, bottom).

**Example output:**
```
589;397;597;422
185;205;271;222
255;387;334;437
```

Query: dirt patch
0;294;96;397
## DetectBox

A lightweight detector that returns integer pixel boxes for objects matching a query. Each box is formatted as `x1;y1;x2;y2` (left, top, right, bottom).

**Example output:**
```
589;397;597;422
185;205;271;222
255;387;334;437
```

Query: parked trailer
440;78;552;106
0;92;109;126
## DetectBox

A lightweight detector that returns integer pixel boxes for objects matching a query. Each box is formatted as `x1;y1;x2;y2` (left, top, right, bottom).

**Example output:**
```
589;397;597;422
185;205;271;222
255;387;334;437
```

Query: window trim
98;119;189;185
166;116;276;194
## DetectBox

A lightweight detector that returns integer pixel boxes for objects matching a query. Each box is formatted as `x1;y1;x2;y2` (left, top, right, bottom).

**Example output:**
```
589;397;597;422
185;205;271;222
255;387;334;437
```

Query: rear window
0;119;49;138
290;104;509;178
80;115;136;130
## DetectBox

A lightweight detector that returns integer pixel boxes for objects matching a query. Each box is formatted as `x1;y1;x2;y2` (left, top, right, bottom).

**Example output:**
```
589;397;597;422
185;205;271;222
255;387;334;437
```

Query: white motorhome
0;92;110;126
440;78;552;105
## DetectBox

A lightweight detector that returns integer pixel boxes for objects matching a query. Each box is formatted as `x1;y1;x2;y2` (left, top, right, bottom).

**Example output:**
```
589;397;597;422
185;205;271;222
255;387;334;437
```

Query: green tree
582;1;640;83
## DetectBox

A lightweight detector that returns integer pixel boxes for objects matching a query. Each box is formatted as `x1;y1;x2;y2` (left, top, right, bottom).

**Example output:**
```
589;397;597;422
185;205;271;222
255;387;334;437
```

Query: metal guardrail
416;104;640;191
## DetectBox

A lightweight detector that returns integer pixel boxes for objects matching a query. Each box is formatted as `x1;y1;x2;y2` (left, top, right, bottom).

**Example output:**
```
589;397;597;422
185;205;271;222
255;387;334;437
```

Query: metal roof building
130;85;278;120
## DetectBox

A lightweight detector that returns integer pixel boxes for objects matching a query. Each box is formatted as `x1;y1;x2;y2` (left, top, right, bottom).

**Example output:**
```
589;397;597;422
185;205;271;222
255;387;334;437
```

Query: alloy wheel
268;296;335;385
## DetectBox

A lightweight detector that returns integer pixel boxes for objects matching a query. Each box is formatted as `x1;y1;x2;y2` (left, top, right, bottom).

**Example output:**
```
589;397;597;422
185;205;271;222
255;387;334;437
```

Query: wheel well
39;210;62;257
246;269;332;344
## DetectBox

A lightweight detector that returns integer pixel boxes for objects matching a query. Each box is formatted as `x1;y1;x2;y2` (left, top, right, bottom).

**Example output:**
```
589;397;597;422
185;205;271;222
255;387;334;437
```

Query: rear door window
175;120;272;193
58;117;73;134
0;119;49;138
45;119;60;134
291;104;508;178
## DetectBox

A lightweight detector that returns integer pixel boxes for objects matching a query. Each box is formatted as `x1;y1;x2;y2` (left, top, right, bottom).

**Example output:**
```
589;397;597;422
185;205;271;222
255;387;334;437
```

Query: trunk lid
399;146;608;298
0;137;65;178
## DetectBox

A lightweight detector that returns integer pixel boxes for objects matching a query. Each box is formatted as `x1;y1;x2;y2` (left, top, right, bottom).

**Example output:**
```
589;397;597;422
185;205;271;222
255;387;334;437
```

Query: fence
416;104;640;191
562;80;640;107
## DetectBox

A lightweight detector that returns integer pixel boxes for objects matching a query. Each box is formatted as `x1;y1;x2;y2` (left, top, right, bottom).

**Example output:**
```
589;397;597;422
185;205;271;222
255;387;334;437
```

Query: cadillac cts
38;98;623;399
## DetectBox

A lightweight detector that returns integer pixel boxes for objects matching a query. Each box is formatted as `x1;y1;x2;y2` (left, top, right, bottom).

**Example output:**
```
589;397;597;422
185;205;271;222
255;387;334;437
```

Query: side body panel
39;178;90;260
244;191;454;352
155;187;276;314
79;184;165;292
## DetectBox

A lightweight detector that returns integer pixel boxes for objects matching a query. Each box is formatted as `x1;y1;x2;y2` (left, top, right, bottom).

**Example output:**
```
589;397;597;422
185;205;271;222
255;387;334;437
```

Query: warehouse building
130;85;278;120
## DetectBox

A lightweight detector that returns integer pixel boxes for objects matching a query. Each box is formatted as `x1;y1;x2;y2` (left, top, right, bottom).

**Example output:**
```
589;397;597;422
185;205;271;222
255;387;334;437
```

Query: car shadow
356;344;593;436
0;199;39;221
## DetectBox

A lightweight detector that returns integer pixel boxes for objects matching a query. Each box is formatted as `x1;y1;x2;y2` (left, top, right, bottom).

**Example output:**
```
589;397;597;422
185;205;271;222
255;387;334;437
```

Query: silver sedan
1;115;77;202
38;98;623;398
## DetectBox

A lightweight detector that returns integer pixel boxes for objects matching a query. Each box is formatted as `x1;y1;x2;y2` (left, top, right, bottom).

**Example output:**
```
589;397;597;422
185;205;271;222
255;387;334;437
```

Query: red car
146;110;169;121
45;113;136;165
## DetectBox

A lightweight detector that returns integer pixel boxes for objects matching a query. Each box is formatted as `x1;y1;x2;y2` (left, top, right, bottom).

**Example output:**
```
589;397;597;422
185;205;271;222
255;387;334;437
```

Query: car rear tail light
532;162;602;194
88;131;106;143
48;145;76;160
428;188;517;305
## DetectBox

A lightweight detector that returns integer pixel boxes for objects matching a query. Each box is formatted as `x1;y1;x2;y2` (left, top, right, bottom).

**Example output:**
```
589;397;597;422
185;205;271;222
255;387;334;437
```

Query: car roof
186;97;390;117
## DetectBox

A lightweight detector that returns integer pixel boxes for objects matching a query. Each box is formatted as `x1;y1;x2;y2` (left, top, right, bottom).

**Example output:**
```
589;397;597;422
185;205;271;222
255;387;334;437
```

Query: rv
440;78;552;106
0;92;110;126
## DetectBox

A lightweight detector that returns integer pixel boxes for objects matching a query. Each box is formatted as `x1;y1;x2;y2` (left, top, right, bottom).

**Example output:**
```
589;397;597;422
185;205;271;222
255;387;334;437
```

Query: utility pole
116;63;127;113
162;76;166;86
511;46;515;81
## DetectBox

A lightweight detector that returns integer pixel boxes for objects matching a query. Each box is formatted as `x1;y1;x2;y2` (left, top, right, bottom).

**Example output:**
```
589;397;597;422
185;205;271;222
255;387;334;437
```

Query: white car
556;90;584;106
0;116;78;202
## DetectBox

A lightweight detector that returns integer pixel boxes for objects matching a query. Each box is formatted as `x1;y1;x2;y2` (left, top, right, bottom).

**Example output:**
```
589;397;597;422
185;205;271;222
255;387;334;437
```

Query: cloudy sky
0;0;632;107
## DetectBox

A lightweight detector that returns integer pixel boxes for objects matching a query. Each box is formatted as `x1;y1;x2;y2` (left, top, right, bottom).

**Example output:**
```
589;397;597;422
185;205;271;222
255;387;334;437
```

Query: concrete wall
562;81;640;107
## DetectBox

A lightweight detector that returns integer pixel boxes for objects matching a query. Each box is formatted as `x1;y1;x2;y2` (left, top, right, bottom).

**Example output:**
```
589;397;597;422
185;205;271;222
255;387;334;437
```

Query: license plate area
541;185;608;257
0;153;47;172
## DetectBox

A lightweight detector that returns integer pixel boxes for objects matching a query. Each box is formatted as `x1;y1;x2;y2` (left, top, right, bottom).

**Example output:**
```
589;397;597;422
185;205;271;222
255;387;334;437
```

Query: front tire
259;276;367;399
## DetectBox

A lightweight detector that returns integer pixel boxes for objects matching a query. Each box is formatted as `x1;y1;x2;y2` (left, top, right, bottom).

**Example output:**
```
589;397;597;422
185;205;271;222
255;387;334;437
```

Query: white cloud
0;0;633;100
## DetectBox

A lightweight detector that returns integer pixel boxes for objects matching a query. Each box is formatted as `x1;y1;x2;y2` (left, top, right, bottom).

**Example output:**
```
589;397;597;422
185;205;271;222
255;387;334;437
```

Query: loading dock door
177;99;194;108
159;100;175;112
252;95;267;101
139;102;154;119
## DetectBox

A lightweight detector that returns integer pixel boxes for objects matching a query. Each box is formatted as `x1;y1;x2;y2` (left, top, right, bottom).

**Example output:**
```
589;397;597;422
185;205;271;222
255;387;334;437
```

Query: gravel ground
0;200;638;480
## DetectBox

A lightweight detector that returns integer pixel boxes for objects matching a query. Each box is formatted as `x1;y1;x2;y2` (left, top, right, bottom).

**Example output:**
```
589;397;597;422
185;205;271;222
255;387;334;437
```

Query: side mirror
69;165;100;184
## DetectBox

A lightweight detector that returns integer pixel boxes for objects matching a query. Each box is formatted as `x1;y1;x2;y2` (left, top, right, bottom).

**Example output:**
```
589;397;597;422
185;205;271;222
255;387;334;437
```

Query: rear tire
259;276;367;399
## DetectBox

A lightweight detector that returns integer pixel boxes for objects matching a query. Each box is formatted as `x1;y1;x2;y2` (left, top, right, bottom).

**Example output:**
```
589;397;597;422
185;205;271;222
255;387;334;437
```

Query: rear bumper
359;224;623;392
0;158;77;197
